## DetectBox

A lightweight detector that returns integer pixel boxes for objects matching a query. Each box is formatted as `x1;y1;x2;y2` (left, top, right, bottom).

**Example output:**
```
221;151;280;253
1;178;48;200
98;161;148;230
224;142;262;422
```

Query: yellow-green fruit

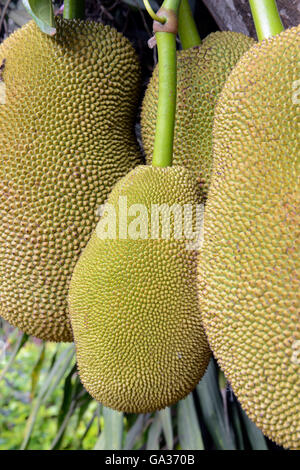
141;32;255;195
199;26;300;449
69;165;211;413
0;18;142;342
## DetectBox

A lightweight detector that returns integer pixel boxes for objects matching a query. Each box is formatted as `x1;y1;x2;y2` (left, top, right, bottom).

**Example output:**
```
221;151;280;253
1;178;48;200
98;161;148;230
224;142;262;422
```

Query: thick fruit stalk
151;0;181;167
178;0;201;49
249;0;284;40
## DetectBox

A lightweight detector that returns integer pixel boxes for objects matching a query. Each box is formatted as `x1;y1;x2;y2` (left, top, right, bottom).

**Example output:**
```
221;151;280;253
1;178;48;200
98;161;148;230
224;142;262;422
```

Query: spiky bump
0;18;142;342
199;26;300;449
141;31;255;196
69;165;211;412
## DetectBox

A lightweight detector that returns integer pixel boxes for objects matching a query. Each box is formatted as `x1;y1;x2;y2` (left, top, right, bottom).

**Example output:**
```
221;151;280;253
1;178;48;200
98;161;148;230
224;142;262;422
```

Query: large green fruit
199;25;300;449
0;18;142;342
69;165;211;413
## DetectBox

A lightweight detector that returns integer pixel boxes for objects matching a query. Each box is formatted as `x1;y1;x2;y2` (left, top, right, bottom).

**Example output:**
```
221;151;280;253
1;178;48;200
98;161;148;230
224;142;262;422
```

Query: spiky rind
199;26;300;449
0;18;142;342
69;165;211;412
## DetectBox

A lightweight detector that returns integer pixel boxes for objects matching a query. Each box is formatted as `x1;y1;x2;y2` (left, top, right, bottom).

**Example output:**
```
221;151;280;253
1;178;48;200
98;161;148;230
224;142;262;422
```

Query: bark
202;0;300;38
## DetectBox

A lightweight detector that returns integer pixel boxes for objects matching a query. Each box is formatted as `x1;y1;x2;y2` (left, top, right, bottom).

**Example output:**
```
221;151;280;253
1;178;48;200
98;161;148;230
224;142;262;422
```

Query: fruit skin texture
0;18;142;342
141;31;255;196
69;165;211;413
199;26;300;449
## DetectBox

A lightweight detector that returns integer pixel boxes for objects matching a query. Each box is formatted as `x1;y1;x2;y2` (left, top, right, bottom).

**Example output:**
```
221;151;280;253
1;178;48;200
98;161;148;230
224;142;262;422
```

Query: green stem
63;0;85;20
162;0;181;11
152;32;177;167
152;0;181;168
144;0;166;24
249;0;284;41
178;0;201;49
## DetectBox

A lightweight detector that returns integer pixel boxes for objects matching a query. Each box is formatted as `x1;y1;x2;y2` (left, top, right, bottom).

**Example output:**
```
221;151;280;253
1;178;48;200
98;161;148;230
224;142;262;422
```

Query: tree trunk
202;0;300;38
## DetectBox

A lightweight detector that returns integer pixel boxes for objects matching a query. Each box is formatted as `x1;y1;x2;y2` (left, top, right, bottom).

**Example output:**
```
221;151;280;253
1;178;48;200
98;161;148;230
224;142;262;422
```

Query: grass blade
196;360;235;449
75;391;94;432
42;347;75;403
50;387;87;450
240;407;268;450
178;393;204;450
56;364;77;428
102;407;123;450
231;401;245;450
30;342;46;399
0;332;28;382
21;345;75;449
159;407;173;450
78;406;99;448
124;414;147;450
146;412;162;450
50;364;78;449
94;431;105;450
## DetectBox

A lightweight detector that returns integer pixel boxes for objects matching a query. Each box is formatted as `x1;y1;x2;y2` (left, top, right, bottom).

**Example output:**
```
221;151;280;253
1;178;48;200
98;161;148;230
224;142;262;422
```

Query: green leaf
102;407;123;450
75;391;94;431
50;364;78;449
94;431;105;450
159;408;173;450
124;414;147;450
43;347;75;403
23;0;56;35
196;360;235;449
240;407;268;450
50;400;76;450
30;342;46;399
50;383;88;450
177;393;204;450
0;332;28;382
56;364;77;429
78;406;99;448
146;412;162;450
21;345;75;450
231;401;245;450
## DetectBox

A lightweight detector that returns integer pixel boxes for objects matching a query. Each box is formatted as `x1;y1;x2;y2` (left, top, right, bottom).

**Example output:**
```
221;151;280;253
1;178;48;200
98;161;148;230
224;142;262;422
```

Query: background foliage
1;318;274;450
0;0;282;450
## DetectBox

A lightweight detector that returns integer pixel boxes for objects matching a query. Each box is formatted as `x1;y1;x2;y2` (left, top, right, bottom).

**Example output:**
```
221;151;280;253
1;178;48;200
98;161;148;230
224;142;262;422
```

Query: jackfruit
0;18;142;342
141;32;255;195
199;26;300;449
69;165;211;413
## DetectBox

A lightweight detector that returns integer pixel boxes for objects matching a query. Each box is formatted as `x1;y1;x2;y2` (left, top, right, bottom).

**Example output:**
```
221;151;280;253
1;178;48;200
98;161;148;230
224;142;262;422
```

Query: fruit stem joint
153;9;178;35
